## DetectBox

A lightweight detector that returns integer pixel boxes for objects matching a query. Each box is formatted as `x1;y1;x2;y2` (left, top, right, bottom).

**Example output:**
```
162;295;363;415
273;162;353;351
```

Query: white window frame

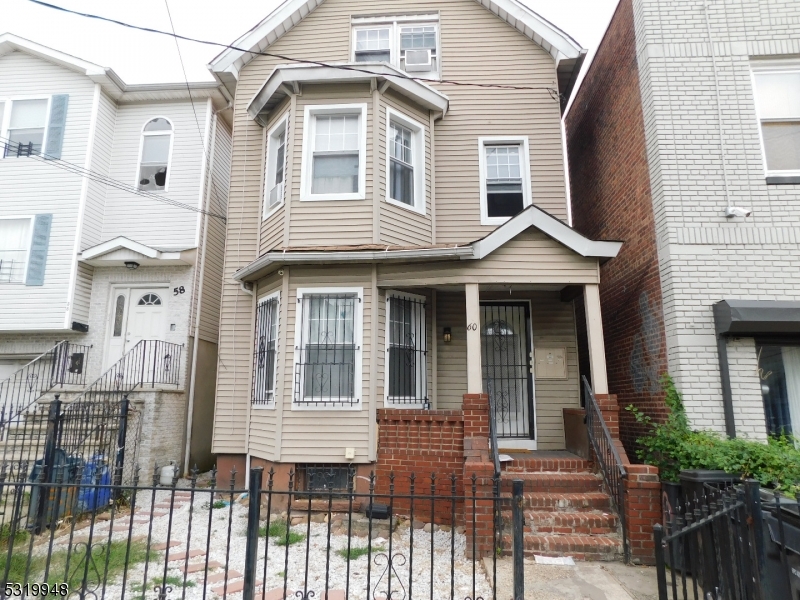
292;287;364;411
263;114;289;219
351;15;441;80
0;215;33;284
135;116;175;193
300;104;368;202
0;96;52;158
751;60;800;179
384;290;427;408
478;136;533;226
385;107;426;214
253;290;281;409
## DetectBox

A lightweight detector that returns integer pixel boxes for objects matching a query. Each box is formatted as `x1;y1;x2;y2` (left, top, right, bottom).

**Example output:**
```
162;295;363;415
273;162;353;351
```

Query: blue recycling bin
76;455;112;513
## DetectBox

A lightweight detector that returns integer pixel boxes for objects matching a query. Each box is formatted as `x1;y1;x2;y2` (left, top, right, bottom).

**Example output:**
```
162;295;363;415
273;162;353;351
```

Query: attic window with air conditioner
352;16;440;79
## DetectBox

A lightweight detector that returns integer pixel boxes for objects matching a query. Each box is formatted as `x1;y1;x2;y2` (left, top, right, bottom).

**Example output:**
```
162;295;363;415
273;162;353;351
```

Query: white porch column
584;283;609;395
465;283;482;394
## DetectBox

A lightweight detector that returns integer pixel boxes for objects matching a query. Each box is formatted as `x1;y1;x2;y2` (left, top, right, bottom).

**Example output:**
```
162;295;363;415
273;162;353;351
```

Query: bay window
264;116;288;217
386;108;425;213
253;293;280;407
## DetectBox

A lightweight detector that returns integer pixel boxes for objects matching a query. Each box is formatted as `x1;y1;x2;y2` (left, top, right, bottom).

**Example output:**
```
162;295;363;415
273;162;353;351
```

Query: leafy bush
627;375;800;493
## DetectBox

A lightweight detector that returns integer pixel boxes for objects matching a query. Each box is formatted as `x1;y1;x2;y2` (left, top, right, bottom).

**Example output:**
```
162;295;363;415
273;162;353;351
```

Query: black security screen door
480;303;534;439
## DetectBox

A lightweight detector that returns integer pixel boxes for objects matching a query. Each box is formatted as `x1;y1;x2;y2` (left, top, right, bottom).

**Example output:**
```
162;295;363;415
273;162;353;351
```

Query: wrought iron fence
0;465;519;600
582;376;629;563
0;341;91;439
654;480;800;600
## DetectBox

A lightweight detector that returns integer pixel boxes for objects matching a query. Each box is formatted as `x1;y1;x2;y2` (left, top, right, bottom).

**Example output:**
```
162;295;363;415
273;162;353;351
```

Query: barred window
386;293;427;406
253;295;279;406
295;292;361;407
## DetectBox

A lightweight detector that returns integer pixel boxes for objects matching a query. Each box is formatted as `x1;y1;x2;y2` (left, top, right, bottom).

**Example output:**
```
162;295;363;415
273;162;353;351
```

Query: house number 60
173;286;186;296
467;322;478;331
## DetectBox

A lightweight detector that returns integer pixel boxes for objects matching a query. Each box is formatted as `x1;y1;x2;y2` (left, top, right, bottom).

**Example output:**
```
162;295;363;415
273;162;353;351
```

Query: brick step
499;472;604;494
508;492;612;511
501;455;592;473
502;533;623;561
524;511;618;535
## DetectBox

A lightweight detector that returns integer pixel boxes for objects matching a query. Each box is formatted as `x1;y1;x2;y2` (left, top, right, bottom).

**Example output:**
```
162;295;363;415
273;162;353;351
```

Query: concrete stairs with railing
498;451;624;561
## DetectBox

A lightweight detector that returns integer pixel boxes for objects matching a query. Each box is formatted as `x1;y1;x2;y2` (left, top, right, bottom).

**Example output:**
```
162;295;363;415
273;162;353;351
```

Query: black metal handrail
0;340;91;438
582;375;629;563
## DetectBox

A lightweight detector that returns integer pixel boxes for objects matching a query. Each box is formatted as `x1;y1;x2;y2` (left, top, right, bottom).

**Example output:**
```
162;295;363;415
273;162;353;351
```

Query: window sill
291;402;362;411
766;175;800;185
299;193;366;202
386;196;426;215
481;215;514;227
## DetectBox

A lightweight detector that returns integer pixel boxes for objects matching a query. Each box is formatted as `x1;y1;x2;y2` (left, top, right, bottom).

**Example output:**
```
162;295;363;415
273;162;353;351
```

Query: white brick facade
631;0;800;437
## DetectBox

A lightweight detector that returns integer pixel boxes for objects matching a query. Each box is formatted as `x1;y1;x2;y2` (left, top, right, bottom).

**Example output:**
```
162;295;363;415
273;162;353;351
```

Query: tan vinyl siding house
209;0;619;474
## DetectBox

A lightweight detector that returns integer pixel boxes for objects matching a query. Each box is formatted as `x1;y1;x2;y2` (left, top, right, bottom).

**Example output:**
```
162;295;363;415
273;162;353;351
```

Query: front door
480;302;535;440
105;287;167;369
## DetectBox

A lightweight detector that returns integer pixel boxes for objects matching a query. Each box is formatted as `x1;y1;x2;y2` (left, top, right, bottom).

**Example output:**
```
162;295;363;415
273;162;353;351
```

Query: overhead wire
27;0;562;96
0;138;227;220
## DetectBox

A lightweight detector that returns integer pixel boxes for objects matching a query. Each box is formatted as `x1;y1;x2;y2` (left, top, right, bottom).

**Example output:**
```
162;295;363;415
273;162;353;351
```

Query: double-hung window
2;98;48;157
386;108;425;213
385;292;427;407
752;65;800;180
294;289;362;408
0;218;32;283
264;116;288;217
137;118;173;191
352;16;440;79
301;104;367;201
478;137;532;225
253;293;280;407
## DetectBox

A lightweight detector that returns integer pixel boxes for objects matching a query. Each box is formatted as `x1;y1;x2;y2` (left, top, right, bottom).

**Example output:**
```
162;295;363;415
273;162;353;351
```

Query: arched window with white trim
137;117;173;191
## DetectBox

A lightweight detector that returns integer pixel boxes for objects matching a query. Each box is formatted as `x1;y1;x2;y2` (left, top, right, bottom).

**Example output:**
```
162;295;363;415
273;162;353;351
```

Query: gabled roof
79;237;196;267
0;34;231;106
208;0;585;95
232;205;622;282
248;63;449;124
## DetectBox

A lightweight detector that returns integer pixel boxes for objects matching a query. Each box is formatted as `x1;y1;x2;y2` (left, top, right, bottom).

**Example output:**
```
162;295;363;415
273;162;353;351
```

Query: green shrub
336;545;386;560
627;375;800;494
259;519;288;538
275;531;305;546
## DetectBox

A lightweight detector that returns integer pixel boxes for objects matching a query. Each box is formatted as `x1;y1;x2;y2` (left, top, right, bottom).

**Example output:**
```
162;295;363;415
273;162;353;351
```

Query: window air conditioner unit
404;49;433;72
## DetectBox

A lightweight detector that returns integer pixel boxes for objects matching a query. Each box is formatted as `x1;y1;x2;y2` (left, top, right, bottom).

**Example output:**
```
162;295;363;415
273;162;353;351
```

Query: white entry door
105;288;168;369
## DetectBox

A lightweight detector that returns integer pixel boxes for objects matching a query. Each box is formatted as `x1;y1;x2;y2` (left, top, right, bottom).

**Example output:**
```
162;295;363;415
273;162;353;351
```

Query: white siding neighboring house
0;34;232;471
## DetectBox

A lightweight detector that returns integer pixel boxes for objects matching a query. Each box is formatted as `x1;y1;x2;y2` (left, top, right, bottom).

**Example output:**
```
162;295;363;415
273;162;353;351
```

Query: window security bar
387;295;428;406
252;297;278;406
294;294;360;407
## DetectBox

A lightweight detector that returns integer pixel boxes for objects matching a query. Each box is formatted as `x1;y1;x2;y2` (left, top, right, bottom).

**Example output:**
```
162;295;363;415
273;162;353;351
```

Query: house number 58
173;286;185;296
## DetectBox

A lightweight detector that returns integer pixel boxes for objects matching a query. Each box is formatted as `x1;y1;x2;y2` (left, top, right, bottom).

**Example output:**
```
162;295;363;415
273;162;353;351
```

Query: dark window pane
303;346;356;398
389;346;416;397
487;192;524;218
355;51;390;62
113;295;125;337
390;159;414;205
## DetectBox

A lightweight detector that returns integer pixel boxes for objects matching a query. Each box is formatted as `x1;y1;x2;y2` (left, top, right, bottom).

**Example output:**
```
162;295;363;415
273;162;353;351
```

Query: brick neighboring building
566;0;800;452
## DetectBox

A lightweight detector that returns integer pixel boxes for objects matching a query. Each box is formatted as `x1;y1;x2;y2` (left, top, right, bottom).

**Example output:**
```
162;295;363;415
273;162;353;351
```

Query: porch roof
79;237;197;267
233;204;622;282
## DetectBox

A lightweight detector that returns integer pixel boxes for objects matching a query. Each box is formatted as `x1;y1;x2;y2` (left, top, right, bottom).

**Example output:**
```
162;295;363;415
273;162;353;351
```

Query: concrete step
500;472;604;494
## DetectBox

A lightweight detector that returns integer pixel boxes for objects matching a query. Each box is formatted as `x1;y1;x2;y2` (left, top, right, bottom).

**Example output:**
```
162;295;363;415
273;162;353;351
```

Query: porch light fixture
124;261;140;270
443;327;452;343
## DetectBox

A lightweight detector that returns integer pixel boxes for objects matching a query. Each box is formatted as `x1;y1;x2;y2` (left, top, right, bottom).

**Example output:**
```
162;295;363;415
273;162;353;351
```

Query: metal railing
0;465;512;600
0;341;91;438
582;375;629;563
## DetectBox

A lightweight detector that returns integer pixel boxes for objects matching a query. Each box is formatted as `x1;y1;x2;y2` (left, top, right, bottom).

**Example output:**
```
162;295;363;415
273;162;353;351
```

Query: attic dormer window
137;117;173;192
351;15;440;79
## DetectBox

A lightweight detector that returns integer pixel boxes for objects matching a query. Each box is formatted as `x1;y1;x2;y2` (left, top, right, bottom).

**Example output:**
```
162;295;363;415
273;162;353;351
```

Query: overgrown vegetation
336;545;386;560
627;375;800;493
259;518;306;546
130;574;195;599
0;539;154;590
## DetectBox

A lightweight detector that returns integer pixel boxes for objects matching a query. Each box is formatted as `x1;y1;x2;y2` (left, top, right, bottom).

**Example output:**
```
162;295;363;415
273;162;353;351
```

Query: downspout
183;101;217;474
712;302;737;438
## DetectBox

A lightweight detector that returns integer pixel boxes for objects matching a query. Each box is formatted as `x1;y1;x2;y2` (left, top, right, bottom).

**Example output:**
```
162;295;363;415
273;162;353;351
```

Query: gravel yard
47;482;493;600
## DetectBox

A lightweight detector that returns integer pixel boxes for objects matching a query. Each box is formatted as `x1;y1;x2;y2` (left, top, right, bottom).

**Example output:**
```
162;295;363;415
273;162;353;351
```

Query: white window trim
292;286;364;411
384;290;427;408
750;61;800;178
135;116;175;193
300;104;368;202
385;107;426;214
350;16;441;80
478;136;533;226
253;290;281;410
0;95;52;159
263;114;289;219
0;215;34;284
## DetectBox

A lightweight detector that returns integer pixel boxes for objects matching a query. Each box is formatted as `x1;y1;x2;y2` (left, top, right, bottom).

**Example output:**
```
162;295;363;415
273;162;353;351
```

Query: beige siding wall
378;230;600;287
435;291;468;409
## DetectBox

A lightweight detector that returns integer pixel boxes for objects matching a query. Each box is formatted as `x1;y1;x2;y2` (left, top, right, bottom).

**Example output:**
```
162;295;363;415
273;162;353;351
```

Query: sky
4;0;619;85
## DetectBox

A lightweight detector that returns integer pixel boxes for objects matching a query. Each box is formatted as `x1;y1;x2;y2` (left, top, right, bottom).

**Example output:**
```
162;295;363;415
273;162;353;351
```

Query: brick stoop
499;456;623;562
